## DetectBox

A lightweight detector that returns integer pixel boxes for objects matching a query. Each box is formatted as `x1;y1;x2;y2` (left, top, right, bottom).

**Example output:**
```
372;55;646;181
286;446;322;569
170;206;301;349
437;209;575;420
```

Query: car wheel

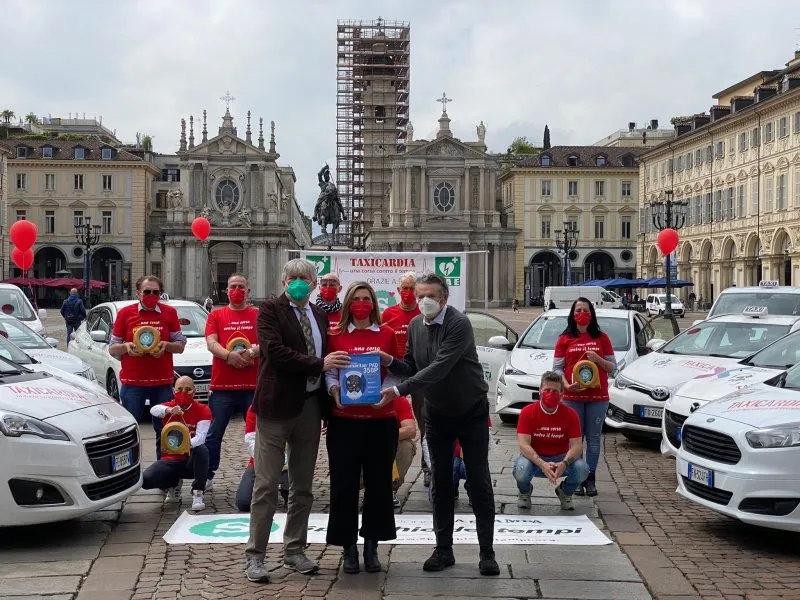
498;414;518;425
107;371;120;402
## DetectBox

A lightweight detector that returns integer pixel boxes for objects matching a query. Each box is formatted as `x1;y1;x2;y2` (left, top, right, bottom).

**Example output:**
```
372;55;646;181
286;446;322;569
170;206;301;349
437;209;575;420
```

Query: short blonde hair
398;271;417;287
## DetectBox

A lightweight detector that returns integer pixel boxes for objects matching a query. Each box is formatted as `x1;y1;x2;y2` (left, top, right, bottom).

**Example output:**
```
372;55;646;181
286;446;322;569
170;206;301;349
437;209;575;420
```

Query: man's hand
552;461;567;479
379;386;399;406
124;342;143;357
151;341;168;359
329;385;343;409
537;458;558;484
323;351;350;371
369;350;393;367
227;350;252;369
167;406;184;417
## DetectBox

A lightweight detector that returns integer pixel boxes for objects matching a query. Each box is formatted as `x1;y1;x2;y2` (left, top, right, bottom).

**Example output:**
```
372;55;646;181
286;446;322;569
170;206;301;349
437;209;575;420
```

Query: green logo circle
189;518;279;538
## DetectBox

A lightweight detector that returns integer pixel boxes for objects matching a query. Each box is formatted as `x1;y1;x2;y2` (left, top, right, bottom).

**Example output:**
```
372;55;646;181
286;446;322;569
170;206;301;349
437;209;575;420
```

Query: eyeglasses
140;289;161;296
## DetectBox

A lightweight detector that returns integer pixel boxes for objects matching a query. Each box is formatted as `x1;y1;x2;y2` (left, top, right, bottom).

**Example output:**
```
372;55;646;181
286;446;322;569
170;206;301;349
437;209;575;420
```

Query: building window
374;106;386;123
45;210;55;234
764;122;774;143
594;217;604;239
622;155;634;168
621;217;631;239
685;200;692;227
15;210;26;221
595;155;606;167
779;117;789;138
74;174;84;190
102;174;112;191
693;196;701;225
676;155;684;172
666;158;673;174
766;176;774;211
751;127;761;147
706;145;713;162
737;184;746;217
739;132;748;152
540;216;551;239
74;147;85;160
433;182;455;213
16;173;26;190
73;210;84;228
45;173;55;191
621;181;631;197
540;154;551;167
704;193;712;224
715;141;725;159
795;111;800;134
777;174;787;210
215;178;241;212
162;167;180;182
795;169;800;207
151;262;162;279
714;190;723;221
594;181;605;197
541;180;551;197
565;219;578;233
752;180;759;213
16;146;28;158
727;188;735;219
42;146;53;159
102;211;112;234
101;148;113;160
686;152;693;169
567;155;578;167
567;180;578;196
156;191;168;209
695;148;703;165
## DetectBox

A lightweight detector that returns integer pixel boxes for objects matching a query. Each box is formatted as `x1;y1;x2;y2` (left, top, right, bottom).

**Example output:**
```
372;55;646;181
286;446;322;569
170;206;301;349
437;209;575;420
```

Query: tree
141;135;153;152
1;110;14;125
543;124;551;149
25;112;38;125
506;136;538;155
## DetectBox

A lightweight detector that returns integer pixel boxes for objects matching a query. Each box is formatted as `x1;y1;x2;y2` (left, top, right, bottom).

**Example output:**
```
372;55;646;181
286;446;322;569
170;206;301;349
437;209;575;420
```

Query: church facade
146;106;312;302
364;106;518;307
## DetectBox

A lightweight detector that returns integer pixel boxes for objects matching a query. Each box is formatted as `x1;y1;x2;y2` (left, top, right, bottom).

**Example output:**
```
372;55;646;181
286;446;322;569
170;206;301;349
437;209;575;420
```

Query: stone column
404;167;413;227
242;242;251;279
492;243;501;304
164;241;176;297
479;168;486;228
464;167;472;217
185;241;197;300
390;167;401;225
419;167;427;213
488;170;497;227
256;242;267;300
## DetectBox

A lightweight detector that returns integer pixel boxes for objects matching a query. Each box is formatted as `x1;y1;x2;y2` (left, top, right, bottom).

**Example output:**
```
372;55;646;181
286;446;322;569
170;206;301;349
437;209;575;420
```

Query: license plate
112;450;133;472
688;463;714;488
194;383;209;393
638;406;663;419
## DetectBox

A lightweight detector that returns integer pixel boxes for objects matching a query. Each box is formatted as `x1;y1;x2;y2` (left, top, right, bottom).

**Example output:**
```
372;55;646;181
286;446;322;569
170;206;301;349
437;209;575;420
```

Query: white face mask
419;297;443;319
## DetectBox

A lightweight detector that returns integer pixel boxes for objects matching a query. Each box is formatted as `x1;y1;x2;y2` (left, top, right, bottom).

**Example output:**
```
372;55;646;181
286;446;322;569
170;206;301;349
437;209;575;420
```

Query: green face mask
286;279;311;302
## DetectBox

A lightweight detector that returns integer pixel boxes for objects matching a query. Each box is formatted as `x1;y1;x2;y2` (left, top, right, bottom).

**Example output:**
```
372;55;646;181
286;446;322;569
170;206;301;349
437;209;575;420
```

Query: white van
544;286;623;310
0;283;47;335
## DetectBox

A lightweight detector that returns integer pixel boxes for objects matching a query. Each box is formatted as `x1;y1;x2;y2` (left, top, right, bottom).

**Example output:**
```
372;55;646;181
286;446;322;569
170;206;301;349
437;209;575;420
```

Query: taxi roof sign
743;306;769;317
758;280;779;288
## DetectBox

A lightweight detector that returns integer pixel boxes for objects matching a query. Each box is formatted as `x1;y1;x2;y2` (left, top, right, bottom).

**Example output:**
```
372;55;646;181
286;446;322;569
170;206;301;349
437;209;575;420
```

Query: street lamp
650;190;688;317
554;223;579;285
75;217;102;308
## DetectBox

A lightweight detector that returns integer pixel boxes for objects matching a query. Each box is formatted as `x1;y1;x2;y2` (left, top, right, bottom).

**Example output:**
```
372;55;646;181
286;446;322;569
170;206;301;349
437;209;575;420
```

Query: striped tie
298;307;317;387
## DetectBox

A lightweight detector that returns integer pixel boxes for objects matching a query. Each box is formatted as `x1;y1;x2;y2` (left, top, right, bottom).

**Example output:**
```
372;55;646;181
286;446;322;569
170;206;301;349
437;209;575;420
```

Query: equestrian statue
313;164;346;241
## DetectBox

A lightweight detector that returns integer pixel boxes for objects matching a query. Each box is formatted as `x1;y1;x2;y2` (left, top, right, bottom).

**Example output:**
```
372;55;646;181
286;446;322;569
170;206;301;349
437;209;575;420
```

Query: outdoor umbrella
643;277;694;288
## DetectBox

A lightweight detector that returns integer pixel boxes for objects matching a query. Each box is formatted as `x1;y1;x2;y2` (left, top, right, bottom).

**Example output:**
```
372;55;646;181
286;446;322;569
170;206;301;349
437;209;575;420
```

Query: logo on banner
375;290;398;311
189;518;279;538
435;256;462;286
307;255;331;276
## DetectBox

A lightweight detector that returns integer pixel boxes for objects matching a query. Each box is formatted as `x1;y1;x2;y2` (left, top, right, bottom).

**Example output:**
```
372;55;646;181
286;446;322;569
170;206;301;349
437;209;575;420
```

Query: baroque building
365;103;518;307
500;146;647;305
0;146;8;276
145;104;312;302
638;49;800;301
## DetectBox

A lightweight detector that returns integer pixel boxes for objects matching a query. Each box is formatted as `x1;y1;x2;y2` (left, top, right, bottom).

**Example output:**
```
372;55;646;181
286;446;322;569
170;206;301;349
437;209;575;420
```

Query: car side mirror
90;330;108;343
46;337;59;348
647;339;666;352
488;335;514;351
38;308;47;320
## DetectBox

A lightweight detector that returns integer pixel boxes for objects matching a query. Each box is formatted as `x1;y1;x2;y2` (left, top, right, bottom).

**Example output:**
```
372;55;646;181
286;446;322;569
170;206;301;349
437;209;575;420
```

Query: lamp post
650;190;688;317
75;217;102;308
554;223;579;285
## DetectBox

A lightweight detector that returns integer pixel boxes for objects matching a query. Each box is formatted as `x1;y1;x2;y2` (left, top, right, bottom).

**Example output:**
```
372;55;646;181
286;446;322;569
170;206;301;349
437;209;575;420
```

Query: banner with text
299;251;467;312
163;513;611;546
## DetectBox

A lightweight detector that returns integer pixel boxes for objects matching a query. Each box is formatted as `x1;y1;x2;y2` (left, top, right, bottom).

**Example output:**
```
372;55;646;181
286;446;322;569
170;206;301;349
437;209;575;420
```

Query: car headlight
79;368;96;381
503;362;527;376
614;374;634;389
0;411;70;441
745;422;800;449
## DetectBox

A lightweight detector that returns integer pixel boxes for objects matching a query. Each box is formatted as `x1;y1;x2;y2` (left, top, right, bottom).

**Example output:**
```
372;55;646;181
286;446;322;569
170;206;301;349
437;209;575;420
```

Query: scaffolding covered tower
336;18;410;249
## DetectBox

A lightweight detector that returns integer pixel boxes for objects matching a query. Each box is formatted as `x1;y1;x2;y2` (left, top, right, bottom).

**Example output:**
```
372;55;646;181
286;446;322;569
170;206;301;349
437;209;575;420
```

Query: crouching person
512;371;588;511
392;396;418;508
142;376;211;511
236;406;289;512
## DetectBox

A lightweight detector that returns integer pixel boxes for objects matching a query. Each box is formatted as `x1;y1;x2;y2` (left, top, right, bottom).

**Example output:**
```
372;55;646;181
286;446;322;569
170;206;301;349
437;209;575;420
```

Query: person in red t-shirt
142;376;212;511
392;396;417;508
204;273;260;489
552;298;616;497
513;371;588;511
109;275;186;460
325;281;401;574
381;272;430;486
235;406;289;512
316;273;343;330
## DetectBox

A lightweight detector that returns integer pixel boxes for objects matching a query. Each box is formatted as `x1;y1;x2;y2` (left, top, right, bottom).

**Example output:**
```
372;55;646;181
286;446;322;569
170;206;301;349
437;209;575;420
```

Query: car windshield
656;295;681;303
709;292;800;318
0;317;49;350
0;288;35;320
0;333;33;365
175;305;209;338
741;330;800;369
519;315;630;351
659;320;790;358
778;362;800;390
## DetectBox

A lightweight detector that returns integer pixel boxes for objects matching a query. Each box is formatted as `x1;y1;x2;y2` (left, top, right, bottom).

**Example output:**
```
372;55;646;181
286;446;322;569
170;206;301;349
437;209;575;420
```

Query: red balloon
11;247;34;271
9;220;38;251
657;228;679;255
191;217;211;241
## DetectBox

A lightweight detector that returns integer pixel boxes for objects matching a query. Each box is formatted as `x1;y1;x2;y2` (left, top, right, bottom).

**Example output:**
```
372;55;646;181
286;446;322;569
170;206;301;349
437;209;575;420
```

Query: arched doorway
91;247;125;301
773;229;792;286
699;241;713;303
645;246;659;279
34;247;67;279
528;251;561;304
583;251;615;281
744;234;762;286
721;238;736;291
210;242;243;302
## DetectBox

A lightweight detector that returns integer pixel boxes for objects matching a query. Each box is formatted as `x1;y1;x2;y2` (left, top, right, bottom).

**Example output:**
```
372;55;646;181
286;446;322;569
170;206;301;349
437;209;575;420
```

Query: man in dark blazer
244;258;349;583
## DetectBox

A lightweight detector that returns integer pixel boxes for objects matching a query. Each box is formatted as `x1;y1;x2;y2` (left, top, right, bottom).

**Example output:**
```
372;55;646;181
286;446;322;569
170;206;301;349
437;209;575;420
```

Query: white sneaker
191;490;205;511
164;481;183;503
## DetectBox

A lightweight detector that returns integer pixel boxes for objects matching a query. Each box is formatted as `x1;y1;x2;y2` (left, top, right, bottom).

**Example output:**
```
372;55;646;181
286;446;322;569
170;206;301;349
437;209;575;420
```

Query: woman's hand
585;350;602;364
564;382;583;393
329;385;343;409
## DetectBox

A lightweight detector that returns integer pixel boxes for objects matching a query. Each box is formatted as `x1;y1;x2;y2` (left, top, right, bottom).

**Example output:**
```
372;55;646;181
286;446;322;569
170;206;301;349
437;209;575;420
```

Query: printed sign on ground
163;513;611;546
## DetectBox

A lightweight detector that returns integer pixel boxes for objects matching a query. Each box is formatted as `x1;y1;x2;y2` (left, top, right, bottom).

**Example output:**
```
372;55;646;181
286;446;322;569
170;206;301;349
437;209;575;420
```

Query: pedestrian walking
204;274;260;491
376;272;499;577
244;259;350;584
316;273;343;330
552;297;616;497
512;297;519;313
203;296;214;312
60;288;86;342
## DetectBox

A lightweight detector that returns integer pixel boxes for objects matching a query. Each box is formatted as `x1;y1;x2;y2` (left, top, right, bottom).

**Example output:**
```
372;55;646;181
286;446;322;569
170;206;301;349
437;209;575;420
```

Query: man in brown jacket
245;258;349;583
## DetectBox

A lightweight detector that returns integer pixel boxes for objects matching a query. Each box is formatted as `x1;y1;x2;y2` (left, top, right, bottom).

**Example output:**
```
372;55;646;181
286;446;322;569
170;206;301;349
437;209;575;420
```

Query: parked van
0;283;47;335
544;286;623;310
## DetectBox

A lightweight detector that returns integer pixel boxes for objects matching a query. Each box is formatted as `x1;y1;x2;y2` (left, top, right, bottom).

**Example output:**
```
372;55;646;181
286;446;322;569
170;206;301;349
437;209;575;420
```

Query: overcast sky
2;0;797;222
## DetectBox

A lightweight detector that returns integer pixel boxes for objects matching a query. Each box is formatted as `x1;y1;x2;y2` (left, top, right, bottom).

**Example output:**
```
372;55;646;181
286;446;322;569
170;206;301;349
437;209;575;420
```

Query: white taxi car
68;300;213;403
0;357;141;526
675;376;800;532
609;309;800;440
495;309;652;424
464;311;519;402
0;283;47;336
662;327;800;456
707;280;800;319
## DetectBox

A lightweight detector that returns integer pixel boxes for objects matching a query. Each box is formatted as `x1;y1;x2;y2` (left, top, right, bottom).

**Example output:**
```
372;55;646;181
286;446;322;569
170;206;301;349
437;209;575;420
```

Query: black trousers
410;390;428;472
326;416;398;546
236;464;290;512
142;444;209;492
426;401;495;548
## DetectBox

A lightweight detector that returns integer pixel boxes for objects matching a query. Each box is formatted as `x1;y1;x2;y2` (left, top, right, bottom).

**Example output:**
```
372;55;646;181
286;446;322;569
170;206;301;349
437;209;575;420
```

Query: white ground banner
163;513;611;546
299;251;467;312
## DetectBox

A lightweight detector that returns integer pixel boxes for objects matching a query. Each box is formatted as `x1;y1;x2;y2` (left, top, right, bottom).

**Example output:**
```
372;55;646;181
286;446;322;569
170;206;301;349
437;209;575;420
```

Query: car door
465;311;519;400
84;309;113;378
70;308;100;358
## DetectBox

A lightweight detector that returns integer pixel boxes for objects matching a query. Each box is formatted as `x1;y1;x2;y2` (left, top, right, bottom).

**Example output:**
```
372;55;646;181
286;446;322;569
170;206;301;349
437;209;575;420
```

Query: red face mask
400;289;416;306
540;390;561;411
320;287;338;302
174;391;193;409
350;300;374;320
141;293;160;310
228;288;246;305
574;312;592;327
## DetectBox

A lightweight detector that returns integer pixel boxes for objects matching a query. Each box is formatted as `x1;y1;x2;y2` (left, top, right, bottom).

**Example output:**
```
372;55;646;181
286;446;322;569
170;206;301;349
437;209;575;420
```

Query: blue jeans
563;400;609;473
120;383;174;461
65;322;79;342
512;453;589;496
205;389;254;479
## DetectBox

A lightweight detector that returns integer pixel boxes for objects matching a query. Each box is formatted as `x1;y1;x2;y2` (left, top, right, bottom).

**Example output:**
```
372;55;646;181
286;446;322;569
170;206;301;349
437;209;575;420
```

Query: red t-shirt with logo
159;399;212;461
205;305;259;390
328;325;400;420
113;303;182;386
327;310;342;332
554;331;614;402
381;304;421;357
517;401;581;457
